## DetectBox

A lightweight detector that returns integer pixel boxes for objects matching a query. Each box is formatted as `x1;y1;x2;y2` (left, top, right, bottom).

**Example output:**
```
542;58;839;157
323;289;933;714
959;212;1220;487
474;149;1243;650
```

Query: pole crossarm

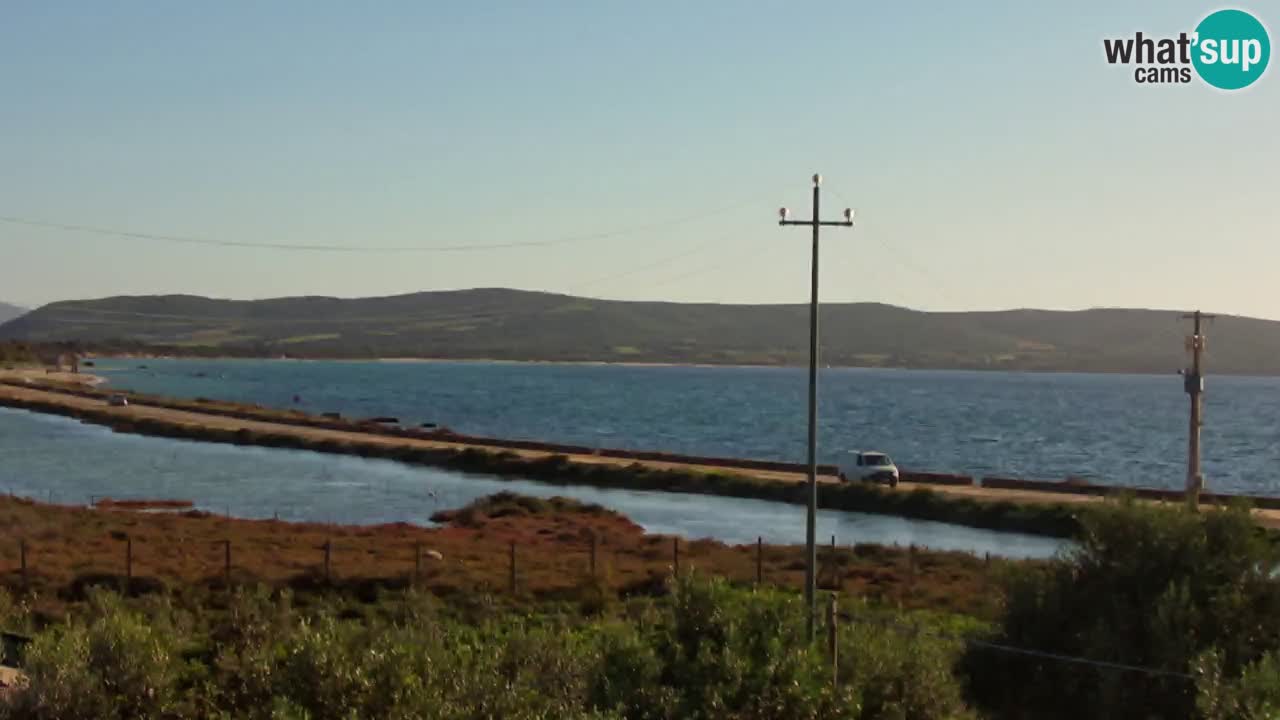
779;220;854;228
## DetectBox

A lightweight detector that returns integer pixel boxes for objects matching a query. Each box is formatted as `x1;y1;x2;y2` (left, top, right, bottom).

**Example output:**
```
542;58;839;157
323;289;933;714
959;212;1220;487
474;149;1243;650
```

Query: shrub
0;589;31;637
1;577;982;719
968;499;1280;719
3;591;178;720
1196;649;1280;720
837;605;975;720
634;574;853;720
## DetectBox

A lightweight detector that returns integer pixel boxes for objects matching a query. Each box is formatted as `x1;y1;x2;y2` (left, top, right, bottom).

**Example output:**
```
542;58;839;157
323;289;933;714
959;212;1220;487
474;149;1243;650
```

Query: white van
838;451;900;487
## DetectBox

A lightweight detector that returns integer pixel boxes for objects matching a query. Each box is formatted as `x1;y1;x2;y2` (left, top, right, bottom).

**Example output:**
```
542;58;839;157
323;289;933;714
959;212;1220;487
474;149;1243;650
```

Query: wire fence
0;495;1196;686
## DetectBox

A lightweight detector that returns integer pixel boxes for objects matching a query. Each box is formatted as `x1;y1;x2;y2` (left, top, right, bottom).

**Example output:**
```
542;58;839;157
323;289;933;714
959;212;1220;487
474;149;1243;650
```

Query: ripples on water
0;407;1061;558
94;358;1280;496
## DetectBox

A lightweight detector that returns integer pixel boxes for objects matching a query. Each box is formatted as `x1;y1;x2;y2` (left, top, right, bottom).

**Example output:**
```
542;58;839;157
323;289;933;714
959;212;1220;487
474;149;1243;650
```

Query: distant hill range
1;289;1276;374
0;302;26;325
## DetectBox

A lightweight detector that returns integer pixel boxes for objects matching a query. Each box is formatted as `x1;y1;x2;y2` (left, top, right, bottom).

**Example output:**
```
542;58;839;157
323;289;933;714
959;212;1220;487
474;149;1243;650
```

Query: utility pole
779;174;854;642
1181;310;1215;508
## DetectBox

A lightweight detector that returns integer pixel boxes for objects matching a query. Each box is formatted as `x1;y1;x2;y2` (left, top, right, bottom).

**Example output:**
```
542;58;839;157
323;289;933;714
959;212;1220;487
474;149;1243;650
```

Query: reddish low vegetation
0;492;1015;619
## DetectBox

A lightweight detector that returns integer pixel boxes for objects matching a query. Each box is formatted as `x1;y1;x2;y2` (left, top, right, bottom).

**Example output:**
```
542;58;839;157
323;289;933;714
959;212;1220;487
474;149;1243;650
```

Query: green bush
1196;649;1280;720
3;592;178;720
0;589;31;637
837;606;975;720
968;499;1280;719
0;576;985;719
646;575;849;720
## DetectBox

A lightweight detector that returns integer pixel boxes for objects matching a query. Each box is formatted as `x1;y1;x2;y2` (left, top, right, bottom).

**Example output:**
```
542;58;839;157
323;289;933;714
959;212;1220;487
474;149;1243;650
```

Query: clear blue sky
2;1;1276;316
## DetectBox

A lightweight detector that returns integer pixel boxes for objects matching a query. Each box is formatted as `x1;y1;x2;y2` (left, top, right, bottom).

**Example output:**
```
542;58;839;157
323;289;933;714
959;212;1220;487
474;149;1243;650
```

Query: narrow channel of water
0;407;1063;559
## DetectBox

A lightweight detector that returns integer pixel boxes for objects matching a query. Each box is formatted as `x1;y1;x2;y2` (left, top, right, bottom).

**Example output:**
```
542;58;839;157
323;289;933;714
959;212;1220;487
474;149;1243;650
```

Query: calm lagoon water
0;407;1061;559
93;358;1280;495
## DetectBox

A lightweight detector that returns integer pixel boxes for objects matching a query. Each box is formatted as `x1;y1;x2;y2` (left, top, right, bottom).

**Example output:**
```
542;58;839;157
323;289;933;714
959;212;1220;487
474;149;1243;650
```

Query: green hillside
0;288;1273;373
0;302;25;325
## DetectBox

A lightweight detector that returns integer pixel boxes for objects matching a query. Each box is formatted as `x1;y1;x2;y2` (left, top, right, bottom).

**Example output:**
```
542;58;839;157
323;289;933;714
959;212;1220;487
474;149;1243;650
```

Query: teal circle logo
1192;9;1270;90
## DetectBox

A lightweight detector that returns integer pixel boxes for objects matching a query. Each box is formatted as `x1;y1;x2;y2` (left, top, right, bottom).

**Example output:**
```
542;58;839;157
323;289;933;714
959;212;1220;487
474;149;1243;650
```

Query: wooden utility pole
1182;310;1215;508
778;174;855;642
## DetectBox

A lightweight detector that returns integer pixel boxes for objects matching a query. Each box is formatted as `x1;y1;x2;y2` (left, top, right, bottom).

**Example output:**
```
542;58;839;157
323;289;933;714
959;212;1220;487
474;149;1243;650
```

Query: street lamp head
844;208;854;223
779;207;790;220
812;173;822;187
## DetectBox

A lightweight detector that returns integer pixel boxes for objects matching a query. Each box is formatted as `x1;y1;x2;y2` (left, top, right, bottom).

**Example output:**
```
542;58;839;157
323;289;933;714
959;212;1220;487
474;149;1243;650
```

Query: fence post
908;544;917;593
673;537;680;576
590;532;598;579
827;593;839;687
223;540;231;586
983;551;992;596
414;541;422;587
323;540;332;583
747;535;757;586
830;534;837;588
509;541;517;595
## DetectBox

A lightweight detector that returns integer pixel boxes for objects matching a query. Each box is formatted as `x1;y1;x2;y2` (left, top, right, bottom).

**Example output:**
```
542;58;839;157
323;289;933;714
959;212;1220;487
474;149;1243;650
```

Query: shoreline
373;357;764;369
84;353;1266;378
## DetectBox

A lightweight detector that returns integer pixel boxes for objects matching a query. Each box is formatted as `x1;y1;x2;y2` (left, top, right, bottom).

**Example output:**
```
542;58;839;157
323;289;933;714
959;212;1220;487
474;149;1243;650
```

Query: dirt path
0;368;104;386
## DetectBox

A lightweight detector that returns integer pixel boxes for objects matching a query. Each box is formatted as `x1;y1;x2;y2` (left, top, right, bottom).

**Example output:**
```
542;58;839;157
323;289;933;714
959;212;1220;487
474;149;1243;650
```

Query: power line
0;193;765;254
838;605;1195;682
964;638;1195;681
568;229;742;293
643;236;786;290
824;187;964;310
